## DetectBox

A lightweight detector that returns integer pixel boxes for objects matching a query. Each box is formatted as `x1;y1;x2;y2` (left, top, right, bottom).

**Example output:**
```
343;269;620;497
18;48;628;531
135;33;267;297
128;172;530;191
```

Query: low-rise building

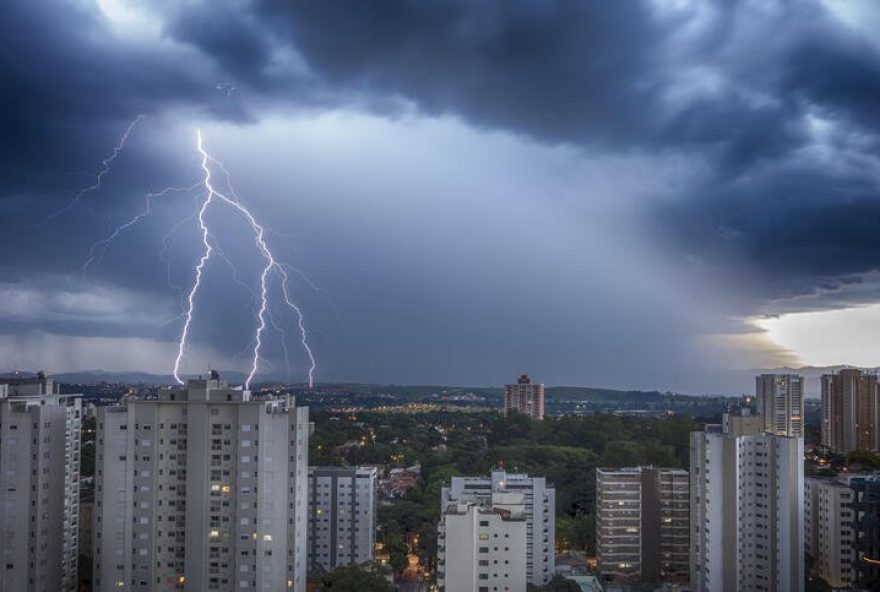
596;467;689;583
438;471;554;586
851;475;880;589
439;493;528;592
805;477;857;589
308;466;378;572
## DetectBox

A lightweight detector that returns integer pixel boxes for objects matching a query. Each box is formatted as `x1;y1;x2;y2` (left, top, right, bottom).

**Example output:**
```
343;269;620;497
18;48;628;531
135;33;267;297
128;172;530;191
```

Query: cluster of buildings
5;370;880;591
595;372;880;592
0;372;379;592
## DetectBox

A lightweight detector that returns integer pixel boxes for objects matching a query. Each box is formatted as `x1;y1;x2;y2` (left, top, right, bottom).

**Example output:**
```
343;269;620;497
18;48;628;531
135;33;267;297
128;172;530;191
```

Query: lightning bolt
278;266;317;387
34;114;145;227
79;184;200;273
217;246;289;383
172;134;217;385
173;129;316;388
62;119;318;389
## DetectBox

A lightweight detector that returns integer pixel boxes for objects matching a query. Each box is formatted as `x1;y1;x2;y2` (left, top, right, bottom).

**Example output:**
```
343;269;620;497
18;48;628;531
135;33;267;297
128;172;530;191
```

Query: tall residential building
93;374;310;592
756;373;804;437
307;466;377;572
851;475;880;589
0;375;81;592
503;374;545;420
596;467;689;583
438;471;554;586
821;369;880;453
438;492;528;592
690;411;804;592
804;477;857;590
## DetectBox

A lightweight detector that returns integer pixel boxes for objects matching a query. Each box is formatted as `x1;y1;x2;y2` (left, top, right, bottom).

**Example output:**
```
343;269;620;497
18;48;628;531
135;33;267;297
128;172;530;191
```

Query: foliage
316;408;703;577
846;449;880;470
80;416;96;477
555;513;595;554
319;565;394;591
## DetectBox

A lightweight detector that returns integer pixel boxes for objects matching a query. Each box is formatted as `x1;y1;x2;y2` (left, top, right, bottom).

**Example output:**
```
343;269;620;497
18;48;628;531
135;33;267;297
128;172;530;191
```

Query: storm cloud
3;0;880;392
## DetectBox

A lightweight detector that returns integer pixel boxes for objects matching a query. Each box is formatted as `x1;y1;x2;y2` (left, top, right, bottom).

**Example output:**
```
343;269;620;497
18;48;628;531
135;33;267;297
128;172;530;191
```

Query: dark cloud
653;161;880;311
4;0;880;388
783;24;880;131
0;0;250;194
165;4;273;83
253;0;667;146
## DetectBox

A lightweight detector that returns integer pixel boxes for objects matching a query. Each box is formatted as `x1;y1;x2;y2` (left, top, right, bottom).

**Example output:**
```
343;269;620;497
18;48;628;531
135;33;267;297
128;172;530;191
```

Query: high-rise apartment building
307;466;377;572
690;411;804;592
821;369;880;453
438;492;528;592
0;375;81;592
438;471;554;586
756;373;804;437
851;475;880;590
596;467;689;583
93;374;310;592
503;374;544;420
805;477;857;590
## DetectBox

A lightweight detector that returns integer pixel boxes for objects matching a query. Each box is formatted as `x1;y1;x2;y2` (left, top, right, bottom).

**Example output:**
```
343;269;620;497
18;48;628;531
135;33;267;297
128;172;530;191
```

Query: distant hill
0;371;668;401
544;386;668;403
3;365;872;398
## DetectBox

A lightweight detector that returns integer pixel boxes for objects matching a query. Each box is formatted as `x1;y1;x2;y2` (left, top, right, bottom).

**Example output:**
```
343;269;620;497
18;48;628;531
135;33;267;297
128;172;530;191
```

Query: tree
846;449;880;470
319;565;394;591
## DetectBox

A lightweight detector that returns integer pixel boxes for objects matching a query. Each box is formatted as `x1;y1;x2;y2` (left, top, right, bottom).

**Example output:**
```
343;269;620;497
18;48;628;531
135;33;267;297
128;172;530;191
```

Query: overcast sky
3;0;880;394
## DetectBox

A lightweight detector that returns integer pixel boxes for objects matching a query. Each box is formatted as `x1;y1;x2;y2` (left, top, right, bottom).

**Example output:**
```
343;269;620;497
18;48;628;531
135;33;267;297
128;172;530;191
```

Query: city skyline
4;1;880;395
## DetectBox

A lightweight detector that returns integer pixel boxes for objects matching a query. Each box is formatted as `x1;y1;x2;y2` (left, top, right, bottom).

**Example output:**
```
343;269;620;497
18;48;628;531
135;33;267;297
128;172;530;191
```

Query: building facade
438;471;554;586
690;412;804;592
596;467;689;583
756;373;804;437
851;475;880;590
805;477;857;590
0;375;81;592
439;493;527;592
821;369;880;453
503;374;545;420
93;375;310;592
307;466;377;572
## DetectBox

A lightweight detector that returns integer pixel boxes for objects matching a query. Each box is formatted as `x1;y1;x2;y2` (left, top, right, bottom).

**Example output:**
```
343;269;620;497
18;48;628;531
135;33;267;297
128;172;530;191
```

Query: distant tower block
755;373;804;438
504;374;545;420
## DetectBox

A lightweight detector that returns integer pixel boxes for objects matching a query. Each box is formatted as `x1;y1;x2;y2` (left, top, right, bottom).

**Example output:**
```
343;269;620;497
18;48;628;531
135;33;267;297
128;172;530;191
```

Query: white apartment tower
439;493;528;592
438;470;554;587
756;373;804;437
690;412;804;592
596;467;689;583
0;375;82;592
307;465;377;572
93;374;310;592
805;477;857;590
